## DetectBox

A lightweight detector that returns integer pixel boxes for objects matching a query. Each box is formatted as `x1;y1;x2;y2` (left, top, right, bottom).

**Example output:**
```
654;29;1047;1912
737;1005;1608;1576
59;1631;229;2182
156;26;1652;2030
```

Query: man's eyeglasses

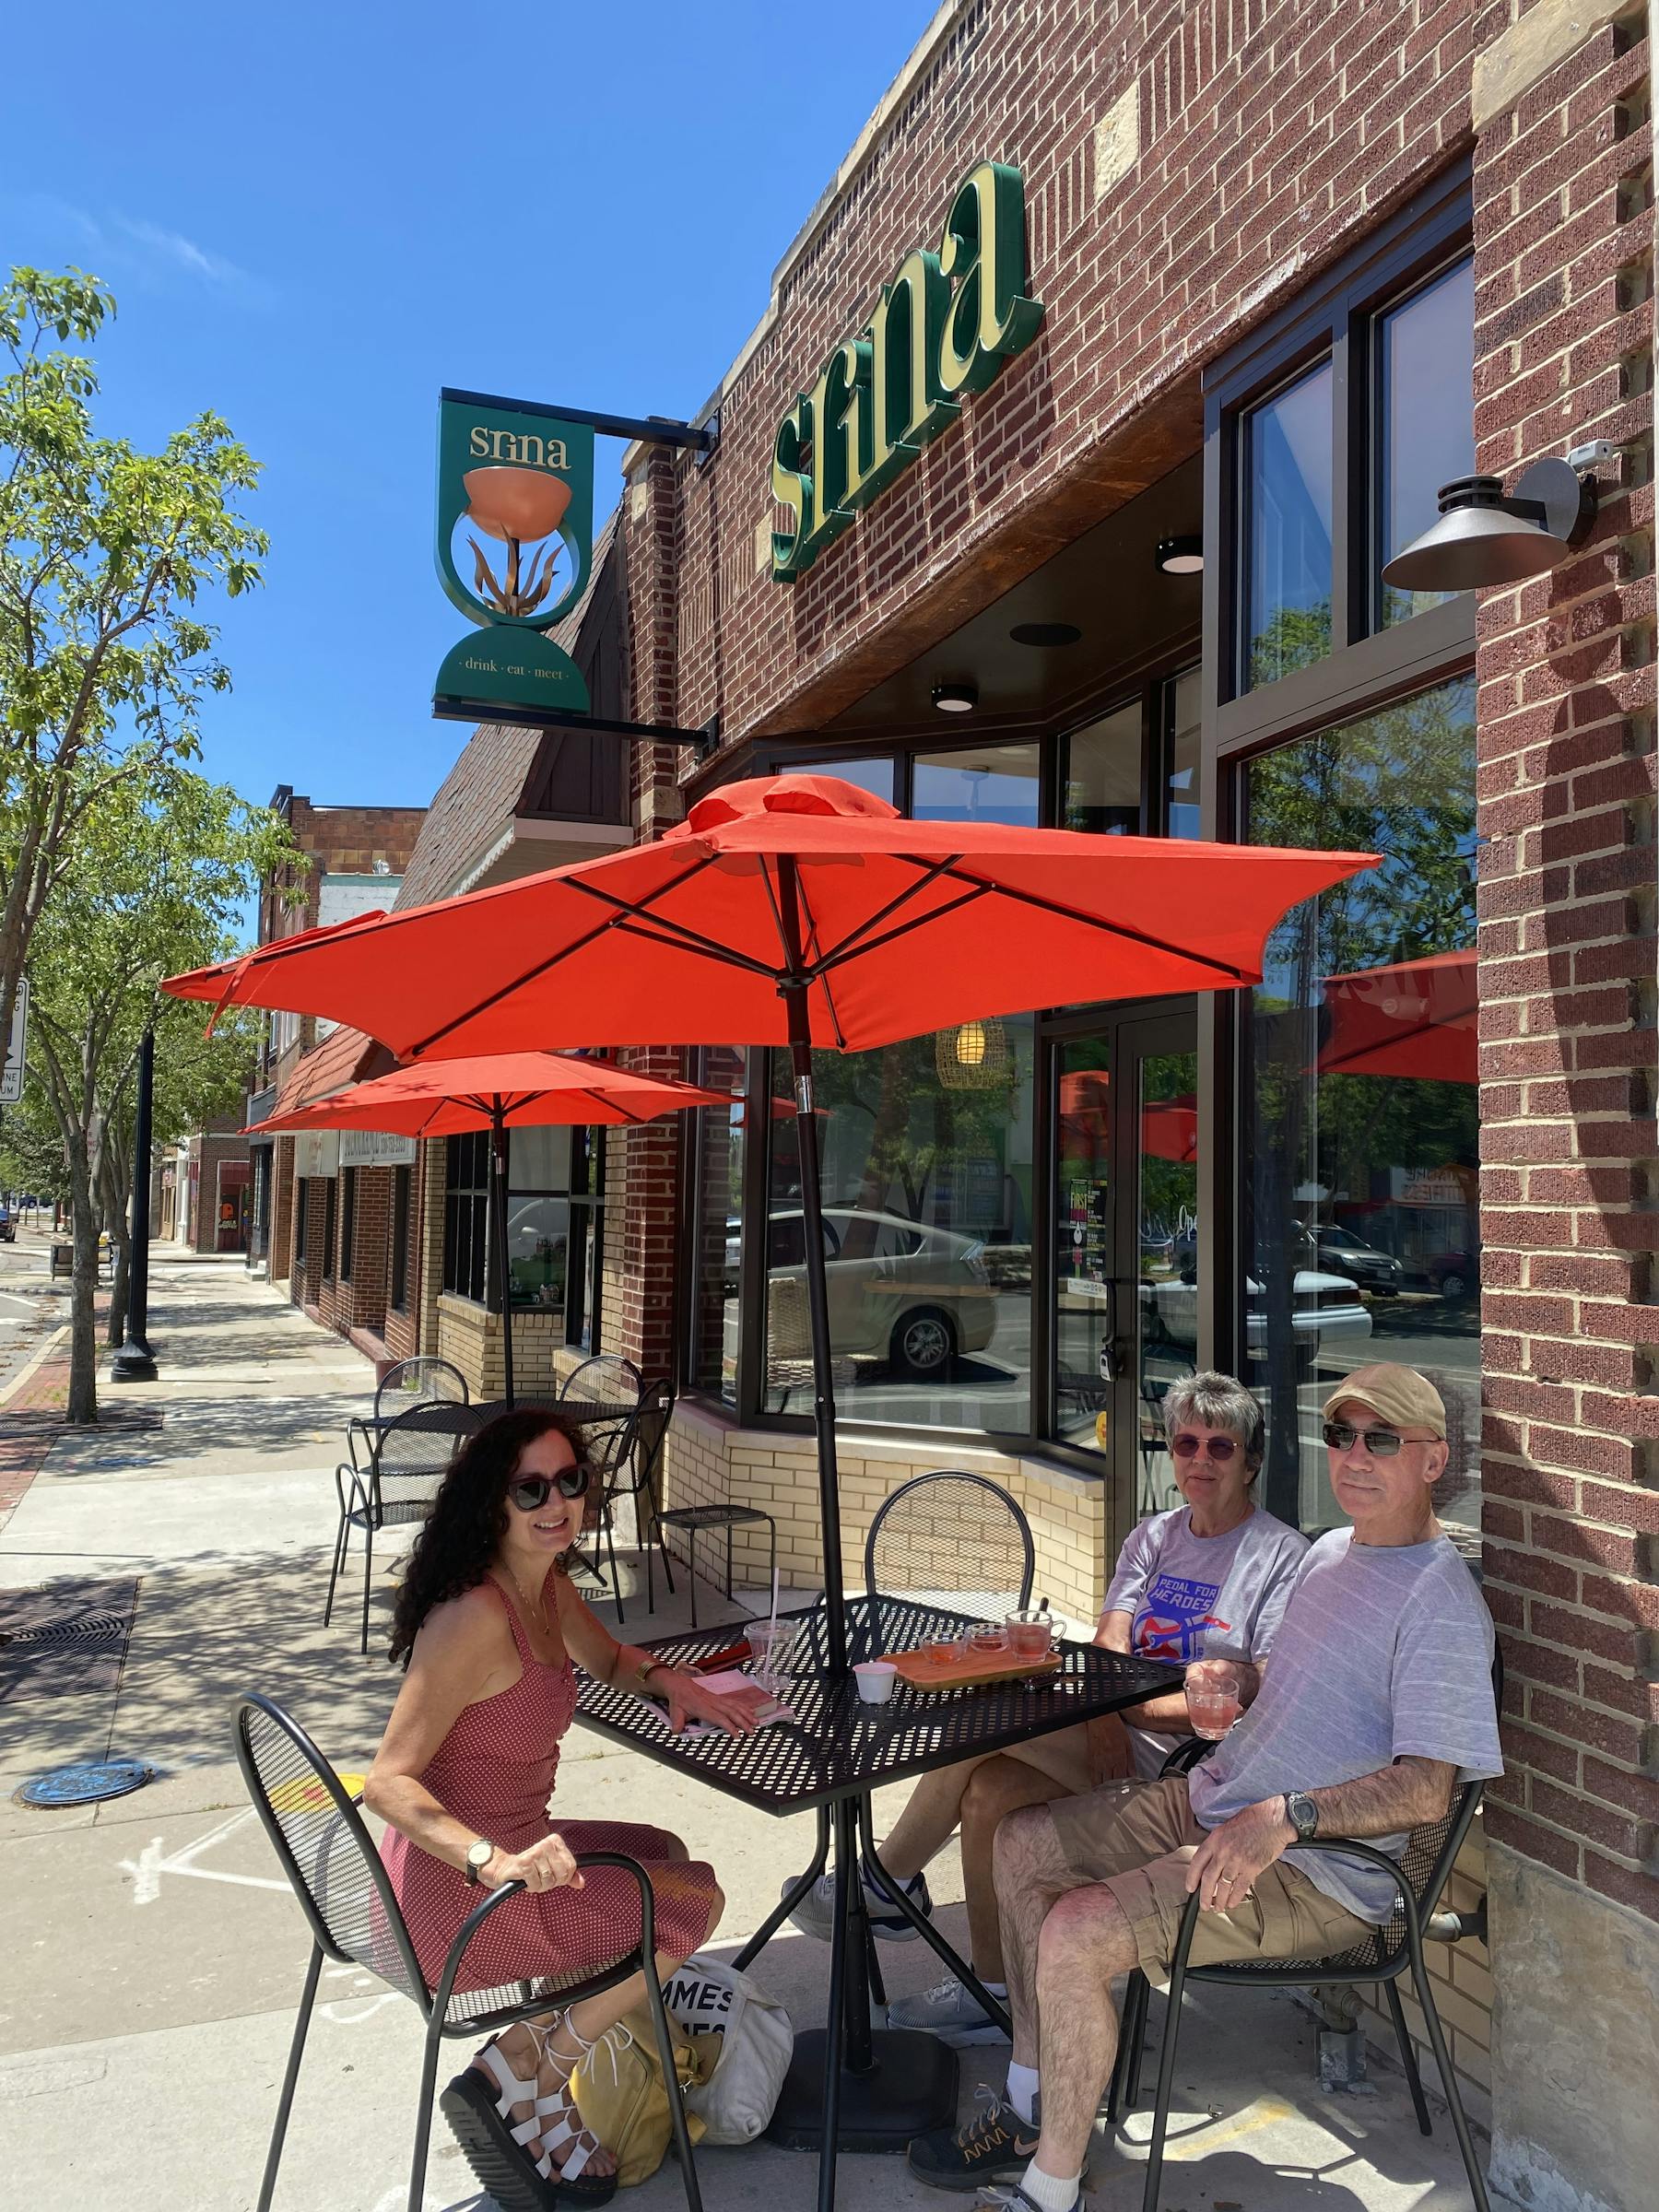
1171;1433;1239;1462
507;1465;592;1511
1321;1421;1431;1458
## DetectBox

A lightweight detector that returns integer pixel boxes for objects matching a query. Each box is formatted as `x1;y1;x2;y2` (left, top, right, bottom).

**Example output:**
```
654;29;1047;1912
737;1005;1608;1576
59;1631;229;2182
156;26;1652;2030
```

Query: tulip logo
433;394;595;723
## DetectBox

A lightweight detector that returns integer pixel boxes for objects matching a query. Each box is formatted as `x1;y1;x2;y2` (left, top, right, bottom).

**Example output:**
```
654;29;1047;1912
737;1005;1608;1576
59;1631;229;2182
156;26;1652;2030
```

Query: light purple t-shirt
1104;1504;1308;1779
1187;1528;1502;1923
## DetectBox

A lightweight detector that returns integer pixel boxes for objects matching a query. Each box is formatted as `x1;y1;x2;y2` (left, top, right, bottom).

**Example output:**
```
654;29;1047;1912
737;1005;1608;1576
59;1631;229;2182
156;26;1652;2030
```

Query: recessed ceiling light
1156;534;1204;576
1009;622;1082;648
931;681;978;714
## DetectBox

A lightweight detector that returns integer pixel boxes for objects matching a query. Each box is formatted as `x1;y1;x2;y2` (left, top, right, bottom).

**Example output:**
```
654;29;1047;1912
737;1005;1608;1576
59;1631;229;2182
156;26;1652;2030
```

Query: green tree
0;266;265;1069
25;768;296;1420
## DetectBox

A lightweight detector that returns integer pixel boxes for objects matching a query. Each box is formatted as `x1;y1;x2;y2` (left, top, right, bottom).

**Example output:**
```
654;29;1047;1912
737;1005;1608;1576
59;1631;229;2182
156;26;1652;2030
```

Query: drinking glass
1006;1609;1056;1662
968;1620;1009;1656
1185;1658;1242;1739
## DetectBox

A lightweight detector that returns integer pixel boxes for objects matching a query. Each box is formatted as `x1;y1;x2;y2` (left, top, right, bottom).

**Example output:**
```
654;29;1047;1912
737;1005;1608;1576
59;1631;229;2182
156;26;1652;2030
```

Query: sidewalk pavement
0;1255;1490;2209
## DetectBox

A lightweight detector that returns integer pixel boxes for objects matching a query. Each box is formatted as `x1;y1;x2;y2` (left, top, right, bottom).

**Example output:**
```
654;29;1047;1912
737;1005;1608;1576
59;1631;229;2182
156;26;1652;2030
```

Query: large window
1241;677;1478;1547
441;1124;605;1347
294;1178;309;1267
1245;359;1335;687
442;1132;490;1302
688;1048;746;1407
1380;257;1477;628
322;1178;338;1284
761;1019;1036;1434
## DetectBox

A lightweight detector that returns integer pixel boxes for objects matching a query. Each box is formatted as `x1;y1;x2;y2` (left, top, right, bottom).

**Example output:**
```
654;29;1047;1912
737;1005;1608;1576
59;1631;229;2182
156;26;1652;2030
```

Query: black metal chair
590;1376;679;1623
325;1401;481;1655
377;1355;470;1412
233;1693;701;2212
1112;1657;1503;2212
561;1351;644;1411
863;1469;1036;1627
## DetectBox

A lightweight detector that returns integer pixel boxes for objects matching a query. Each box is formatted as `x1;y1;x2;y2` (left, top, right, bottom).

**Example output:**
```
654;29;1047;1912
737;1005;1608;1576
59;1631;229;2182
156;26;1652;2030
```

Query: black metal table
574;1592;1179;2208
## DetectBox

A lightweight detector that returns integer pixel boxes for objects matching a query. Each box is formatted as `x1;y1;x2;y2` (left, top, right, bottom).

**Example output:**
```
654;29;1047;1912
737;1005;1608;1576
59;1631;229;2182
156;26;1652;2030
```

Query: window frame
338;1167;356;1285
390;1162;412;1313
322;1176;339;1287
294;1177;309;1268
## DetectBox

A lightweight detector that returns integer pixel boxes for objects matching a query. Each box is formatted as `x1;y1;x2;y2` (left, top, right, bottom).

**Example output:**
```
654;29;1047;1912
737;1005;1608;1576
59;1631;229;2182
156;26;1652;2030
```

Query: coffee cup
853;1661;898;1705
1006;1609;1056;1661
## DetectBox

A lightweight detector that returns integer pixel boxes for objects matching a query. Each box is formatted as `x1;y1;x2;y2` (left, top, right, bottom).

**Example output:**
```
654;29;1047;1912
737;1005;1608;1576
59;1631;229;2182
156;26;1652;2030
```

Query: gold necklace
506;1565;548;1639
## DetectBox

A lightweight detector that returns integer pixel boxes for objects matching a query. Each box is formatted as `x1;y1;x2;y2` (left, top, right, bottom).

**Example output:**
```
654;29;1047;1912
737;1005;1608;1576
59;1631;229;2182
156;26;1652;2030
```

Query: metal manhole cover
14;1759;156;1807
5;1611;129;1651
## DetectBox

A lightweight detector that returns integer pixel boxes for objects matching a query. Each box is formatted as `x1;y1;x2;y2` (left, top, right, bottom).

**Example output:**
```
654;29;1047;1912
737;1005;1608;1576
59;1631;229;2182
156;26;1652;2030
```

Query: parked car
1313;1222;1403;1294
733;1205;998;1377
0;1204;13;1243
1141;1264;1371;1368
1426;1246;1478;1300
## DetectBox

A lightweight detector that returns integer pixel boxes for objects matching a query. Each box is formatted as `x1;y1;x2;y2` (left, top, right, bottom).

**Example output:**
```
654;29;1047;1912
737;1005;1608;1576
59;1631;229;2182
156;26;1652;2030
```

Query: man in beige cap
911;1361;1501;2212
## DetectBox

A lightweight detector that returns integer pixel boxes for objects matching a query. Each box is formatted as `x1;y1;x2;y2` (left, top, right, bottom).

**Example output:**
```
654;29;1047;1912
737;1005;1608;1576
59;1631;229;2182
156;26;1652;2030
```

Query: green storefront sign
770;160;1044;582
432;392;595;721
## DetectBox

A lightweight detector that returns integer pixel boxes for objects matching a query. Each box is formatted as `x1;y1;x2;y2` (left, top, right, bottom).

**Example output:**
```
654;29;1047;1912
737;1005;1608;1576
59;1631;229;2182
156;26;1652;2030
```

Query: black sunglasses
1322;1420;1427;1458
1171;1433;1238;1461
507;1465;592;1510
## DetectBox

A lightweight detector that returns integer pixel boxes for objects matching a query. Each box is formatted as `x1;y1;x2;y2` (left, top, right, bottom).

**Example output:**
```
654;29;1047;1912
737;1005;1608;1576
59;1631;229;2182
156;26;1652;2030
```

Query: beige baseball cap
1323;1363;1447;1440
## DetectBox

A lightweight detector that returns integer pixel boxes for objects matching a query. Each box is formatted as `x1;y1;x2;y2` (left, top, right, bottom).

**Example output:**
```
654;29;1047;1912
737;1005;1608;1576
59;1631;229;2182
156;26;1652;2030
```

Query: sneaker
887;1971;1010;2047
782;1857;933;1942
907;2087;1041;2193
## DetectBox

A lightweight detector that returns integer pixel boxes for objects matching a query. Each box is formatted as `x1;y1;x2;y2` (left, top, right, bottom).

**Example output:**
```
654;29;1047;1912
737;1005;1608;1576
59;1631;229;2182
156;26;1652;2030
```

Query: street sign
1;979;27;1105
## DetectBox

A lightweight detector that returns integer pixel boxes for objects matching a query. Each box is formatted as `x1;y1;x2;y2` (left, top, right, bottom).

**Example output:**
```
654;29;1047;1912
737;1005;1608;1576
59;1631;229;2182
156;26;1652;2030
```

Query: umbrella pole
781;993;848;1682
490;1102;515;1409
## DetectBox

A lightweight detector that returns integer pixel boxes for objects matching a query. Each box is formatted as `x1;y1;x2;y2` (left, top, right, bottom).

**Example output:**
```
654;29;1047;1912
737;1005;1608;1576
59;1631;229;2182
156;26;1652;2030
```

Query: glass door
1051;1006;1199;1550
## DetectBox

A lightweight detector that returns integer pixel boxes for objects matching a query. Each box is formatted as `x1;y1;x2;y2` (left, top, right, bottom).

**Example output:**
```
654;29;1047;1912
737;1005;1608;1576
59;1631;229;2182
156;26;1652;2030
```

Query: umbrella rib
810;882;993;974
798;853;967;977
907;857;1254;985
792;871;849;1051
406;852;724;1054
567;878;786;979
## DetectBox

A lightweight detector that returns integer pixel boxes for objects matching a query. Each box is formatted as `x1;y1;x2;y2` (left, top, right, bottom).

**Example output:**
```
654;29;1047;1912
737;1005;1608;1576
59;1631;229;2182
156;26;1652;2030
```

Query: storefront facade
555;6;1658;2205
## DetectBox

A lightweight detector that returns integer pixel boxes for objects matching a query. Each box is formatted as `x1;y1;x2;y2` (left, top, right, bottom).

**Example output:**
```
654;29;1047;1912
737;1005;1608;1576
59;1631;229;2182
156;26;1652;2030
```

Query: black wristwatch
1285;1791;1319;1842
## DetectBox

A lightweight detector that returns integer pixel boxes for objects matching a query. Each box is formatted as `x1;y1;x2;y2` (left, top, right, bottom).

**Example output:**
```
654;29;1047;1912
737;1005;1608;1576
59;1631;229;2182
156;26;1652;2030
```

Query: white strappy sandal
439;2023;616;2210
523;2018;618;2203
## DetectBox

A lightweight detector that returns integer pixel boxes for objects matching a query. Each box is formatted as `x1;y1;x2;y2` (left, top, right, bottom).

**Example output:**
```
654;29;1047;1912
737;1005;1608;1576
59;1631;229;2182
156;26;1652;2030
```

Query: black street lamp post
112;1027;158;1383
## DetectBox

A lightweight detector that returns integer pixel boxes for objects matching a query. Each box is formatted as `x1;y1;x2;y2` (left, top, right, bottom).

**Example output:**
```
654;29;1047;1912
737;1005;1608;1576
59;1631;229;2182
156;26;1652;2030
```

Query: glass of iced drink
1185;1658;1242;1739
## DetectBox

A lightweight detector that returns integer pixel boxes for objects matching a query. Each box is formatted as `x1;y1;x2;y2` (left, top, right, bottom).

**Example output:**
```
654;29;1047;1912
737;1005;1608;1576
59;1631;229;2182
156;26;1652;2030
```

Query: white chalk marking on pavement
0;1323;67;1406
119;1807;287;1902
321;1962;402;2024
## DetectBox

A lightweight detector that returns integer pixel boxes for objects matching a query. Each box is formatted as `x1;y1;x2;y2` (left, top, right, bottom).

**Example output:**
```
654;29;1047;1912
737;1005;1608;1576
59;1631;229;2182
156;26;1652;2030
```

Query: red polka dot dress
381;1574;720;1995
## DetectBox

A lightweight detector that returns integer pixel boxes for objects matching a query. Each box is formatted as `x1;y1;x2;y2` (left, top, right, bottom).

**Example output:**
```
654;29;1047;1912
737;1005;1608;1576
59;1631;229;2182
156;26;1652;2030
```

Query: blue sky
6;2;929;813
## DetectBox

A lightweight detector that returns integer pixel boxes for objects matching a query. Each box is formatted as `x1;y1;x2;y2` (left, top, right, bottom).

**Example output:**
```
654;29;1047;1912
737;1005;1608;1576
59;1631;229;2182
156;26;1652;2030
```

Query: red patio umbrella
1319;949;1477;1084
171;773;1376;1666
250;1052;726;1405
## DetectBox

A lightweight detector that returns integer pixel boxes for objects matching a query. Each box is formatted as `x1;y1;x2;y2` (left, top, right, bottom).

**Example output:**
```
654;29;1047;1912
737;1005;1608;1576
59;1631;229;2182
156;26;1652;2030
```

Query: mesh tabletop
573;1594;1180;1816
471;1399;630;1428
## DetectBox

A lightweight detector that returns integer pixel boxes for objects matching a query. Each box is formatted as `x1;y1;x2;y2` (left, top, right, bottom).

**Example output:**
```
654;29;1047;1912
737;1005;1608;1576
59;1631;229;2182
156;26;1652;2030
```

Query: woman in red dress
366;1406;766;2210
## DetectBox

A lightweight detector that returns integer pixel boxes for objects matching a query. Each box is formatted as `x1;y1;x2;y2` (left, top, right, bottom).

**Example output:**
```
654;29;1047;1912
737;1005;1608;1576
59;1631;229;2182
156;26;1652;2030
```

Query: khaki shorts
1046;1775;1372;1983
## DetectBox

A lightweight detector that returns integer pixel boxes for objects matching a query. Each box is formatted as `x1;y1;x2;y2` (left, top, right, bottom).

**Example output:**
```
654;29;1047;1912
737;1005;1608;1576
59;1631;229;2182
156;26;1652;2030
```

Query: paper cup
853;1661;898;1705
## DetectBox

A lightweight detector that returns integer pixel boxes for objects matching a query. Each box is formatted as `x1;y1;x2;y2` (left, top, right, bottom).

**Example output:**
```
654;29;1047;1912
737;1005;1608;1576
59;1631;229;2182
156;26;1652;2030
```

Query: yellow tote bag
571;2007;706;2188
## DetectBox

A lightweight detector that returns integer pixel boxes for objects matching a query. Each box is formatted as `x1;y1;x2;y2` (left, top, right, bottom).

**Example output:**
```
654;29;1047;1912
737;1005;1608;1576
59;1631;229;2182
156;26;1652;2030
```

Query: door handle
1099;1280;1119;1382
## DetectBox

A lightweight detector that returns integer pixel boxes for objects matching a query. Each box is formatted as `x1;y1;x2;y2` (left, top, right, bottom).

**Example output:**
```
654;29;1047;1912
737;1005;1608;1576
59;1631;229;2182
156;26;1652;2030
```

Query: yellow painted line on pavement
1158;2095;1296;2159
0;1323;67;1407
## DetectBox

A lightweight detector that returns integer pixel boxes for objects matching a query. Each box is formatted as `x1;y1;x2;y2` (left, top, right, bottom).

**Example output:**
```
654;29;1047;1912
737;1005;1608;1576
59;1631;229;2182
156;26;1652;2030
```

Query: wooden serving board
886;1645;1063;1693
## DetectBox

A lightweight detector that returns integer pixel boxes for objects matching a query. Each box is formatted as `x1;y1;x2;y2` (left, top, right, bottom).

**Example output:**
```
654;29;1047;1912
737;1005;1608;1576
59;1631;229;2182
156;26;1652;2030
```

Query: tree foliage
0;265;266;1064
25;768;296;1418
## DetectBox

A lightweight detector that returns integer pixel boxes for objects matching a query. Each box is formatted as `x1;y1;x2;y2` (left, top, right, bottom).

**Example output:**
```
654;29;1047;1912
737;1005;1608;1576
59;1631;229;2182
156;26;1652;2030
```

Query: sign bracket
440;387;718;456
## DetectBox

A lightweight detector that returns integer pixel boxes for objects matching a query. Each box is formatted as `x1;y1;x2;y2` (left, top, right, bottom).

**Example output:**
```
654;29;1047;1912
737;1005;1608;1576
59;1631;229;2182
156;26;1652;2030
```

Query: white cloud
114;216;250;289
1;194;269;305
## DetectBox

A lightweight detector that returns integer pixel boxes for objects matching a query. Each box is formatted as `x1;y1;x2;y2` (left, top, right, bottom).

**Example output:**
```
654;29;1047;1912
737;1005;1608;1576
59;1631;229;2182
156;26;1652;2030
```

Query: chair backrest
561;1353;644;1411
372;1400;482;1492
865;1471;1036;1620
619;1376;676;1502
233;1692;430;2012
374;1357;469;1420
1382;1642;1505;1941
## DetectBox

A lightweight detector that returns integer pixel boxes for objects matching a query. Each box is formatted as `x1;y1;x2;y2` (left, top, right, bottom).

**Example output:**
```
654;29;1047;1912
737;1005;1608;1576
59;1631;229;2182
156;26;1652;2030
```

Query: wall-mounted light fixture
931;681;978;714
1382;459;1597;593
1155;534;1204;576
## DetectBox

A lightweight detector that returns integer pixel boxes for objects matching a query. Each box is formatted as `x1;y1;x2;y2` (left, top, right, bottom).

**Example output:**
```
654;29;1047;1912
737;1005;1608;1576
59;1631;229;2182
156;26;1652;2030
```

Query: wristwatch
465;1838;497;1886
1285;1791;1319;1842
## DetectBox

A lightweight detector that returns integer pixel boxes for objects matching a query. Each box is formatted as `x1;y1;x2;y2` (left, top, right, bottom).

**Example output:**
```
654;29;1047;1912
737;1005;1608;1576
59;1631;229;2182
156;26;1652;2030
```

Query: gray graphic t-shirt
1104;1504;1308;1779
1187;1528;1502;1923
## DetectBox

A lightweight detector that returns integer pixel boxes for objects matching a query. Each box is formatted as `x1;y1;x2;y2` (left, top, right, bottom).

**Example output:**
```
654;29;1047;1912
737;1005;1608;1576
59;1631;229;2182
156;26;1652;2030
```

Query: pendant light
937;1018;1009;1089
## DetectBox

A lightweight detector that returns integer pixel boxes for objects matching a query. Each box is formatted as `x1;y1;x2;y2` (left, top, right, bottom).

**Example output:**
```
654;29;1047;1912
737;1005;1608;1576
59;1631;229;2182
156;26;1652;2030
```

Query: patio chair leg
1407;1947;1490;2212
654;1507;676;1596
323;1512;348;1628
407;2010;446;2212
1106;1969;1143;2123
642;1952;704;2210
1385;1977;1432;2136
606;1513;624;1629
724;1521;735;1603
1124;1968;1151;2108
257;1942;323;2212
735;1805;830;1972
688;1530;700;1630
1140;1922;1194;2212
359;1515;375;1658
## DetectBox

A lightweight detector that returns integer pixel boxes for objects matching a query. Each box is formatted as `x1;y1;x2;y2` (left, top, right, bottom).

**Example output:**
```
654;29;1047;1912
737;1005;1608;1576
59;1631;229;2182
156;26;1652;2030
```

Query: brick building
502;5;1649;2203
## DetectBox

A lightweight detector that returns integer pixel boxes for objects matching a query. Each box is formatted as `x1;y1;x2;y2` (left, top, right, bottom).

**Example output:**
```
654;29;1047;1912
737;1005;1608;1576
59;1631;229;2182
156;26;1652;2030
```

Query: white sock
980;1977;1008;1998
1005;2061;1041;2125
1018;2159;1080;2212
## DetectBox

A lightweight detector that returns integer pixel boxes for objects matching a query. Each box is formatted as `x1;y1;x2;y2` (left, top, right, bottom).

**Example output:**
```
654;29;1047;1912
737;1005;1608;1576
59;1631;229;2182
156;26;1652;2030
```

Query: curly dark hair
388;1407;594;1665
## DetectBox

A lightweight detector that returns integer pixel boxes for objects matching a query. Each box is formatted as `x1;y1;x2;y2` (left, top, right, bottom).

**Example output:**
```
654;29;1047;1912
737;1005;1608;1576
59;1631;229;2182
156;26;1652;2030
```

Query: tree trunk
65;1130;100;1424
100;1139;132;1347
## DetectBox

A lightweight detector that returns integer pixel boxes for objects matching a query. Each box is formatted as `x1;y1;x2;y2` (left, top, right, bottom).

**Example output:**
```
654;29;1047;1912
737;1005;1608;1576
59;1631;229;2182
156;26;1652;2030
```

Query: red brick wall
1474;13;1659;1925
619;0;1492;747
